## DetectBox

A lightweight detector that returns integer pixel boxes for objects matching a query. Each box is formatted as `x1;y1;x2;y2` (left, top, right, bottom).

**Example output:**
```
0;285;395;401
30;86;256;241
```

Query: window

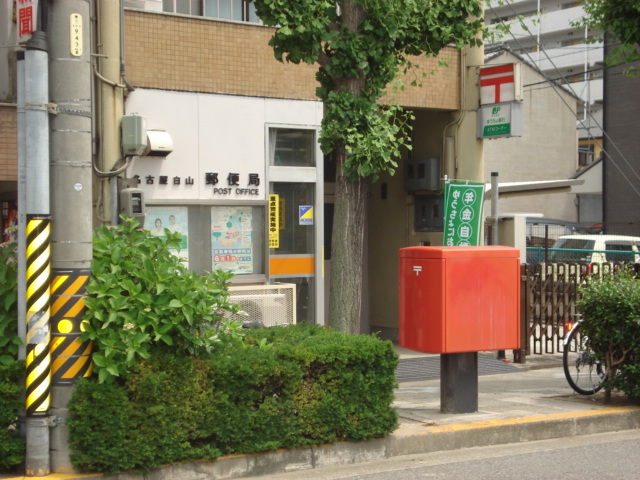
211;205;265;275
144;204;266;279
163;0;202;16
549;238;595;262
604;243;636;262
269;128;316;167
578;145;595;167
163;0;259;22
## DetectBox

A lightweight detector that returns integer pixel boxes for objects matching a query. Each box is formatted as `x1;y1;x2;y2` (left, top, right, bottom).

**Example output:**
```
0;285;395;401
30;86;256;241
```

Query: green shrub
68;355;221;474
0;361;25;472
80;217;244;383
0;242;25;472
0;242;20;365
206;340;305;453
577;267;640;401
67;325;399;473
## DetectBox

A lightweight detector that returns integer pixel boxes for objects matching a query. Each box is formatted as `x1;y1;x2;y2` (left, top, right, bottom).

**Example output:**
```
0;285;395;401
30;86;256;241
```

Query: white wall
125;89;323;201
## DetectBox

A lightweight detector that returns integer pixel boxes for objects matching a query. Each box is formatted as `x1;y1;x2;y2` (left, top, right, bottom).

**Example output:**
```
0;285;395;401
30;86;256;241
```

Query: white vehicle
549;234;640;264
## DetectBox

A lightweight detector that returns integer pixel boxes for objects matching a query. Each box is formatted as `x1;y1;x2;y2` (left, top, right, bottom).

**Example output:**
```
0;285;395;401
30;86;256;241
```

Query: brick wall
0;107;17;182
123;10;460;110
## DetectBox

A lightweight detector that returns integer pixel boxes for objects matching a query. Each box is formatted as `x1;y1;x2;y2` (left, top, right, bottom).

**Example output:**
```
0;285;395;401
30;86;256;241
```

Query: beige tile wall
0;108;17;181
0;12;463;185
124;10;460;110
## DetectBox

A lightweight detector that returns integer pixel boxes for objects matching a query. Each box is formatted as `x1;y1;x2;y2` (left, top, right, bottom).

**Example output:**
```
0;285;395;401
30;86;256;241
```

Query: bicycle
562;315;608;395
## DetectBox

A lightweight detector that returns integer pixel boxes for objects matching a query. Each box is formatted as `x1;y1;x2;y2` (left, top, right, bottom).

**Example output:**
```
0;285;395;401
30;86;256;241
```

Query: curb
10;406;634;480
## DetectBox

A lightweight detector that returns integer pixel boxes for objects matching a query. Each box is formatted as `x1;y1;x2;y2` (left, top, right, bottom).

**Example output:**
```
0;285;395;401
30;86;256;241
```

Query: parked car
525;218;595;264
548;234;640;264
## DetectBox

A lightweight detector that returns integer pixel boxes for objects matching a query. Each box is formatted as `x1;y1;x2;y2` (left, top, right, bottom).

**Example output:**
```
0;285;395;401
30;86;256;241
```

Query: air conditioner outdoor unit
229;293;289;327
226;283;296;326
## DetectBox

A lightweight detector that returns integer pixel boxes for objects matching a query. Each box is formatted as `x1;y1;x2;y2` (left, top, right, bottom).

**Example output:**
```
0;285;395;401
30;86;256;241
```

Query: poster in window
211;206;254;274
146;206;189;268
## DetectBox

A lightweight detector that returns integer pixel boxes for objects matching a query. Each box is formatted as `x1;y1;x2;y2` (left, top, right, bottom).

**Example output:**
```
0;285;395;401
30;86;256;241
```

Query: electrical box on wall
414;194;444;232
121;114;147;156
404;157;440;192
119;188;146;227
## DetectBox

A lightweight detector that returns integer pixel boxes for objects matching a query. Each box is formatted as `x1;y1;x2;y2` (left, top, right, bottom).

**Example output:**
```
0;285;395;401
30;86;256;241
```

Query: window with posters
146;206;189;268
143;204;266;279
211;206;256;275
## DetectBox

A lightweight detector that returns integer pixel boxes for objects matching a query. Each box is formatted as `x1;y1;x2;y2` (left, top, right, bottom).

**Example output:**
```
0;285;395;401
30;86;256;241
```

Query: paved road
242;429;640;480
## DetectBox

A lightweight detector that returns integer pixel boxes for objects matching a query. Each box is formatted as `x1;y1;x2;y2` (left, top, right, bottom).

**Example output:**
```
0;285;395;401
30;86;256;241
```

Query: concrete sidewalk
3;348;639;480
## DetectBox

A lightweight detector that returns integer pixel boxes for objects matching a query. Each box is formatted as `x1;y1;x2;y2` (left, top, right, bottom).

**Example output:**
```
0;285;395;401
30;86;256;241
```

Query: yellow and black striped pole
50;269;93;385
25;217;52;417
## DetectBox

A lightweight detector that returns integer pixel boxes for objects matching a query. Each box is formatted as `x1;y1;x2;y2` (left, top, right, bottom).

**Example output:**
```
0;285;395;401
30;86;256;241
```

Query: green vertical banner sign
443;181;485;246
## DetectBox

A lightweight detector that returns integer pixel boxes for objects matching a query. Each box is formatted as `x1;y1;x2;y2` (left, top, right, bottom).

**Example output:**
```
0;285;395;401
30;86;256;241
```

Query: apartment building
485;0;603;167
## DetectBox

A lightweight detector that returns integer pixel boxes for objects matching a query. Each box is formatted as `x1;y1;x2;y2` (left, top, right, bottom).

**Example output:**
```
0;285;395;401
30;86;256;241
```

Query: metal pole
491;171;499;246
491;172;506;360
48;0;94;471
24;31;52;477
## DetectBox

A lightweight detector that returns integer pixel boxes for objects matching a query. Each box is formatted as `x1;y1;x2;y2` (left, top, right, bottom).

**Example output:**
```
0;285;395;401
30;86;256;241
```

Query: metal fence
519;262;631;360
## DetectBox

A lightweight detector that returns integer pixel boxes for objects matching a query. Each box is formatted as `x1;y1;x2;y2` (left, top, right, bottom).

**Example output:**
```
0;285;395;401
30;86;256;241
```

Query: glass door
268;127;324;325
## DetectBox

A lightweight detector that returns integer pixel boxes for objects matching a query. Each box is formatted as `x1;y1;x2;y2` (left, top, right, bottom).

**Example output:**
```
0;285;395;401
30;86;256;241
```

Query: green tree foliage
579;0;640;73
0;242;25;471
0;242;20;365
0;362;24;472
80;217;244;383
248;0;484;332
577;267;640;402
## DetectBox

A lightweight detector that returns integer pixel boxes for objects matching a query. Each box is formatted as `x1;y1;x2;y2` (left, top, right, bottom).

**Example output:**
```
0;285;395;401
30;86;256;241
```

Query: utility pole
23;29;52;477
47;0;94;472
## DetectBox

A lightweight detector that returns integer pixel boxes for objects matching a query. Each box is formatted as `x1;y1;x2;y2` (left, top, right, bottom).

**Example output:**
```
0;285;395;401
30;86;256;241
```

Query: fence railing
526;247;639;264
519;262;632;361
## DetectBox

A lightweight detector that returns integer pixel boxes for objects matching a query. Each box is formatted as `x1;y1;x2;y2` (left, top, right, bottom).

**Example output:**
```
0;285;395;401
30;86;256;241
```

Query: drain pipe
16;51;27;362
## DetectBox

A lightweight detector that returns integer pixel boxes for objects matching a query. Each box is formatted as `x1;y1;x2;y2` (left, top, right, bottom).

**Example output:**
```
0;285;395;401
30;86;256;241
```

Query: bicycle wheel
563;324;607;395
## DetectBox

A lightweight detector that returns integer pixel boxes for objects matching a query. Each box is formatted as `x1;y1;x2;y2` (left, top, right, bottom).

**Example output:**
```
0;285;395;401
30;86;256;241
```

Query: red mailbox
399;246;520;354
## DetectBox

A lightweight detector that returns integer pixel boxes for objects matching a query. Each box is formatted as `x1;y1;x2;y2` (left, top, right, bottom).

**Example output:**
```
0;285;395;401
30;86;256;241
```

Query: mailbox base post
440;352;478;413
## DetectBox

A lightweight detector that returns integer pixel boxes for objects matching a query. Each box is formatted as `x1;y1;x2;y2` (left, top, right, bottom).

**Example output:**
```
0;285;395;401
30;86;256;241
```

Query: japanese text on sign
70;14;83;57
269;194;280;248
443;182;485;246
133;172;262;196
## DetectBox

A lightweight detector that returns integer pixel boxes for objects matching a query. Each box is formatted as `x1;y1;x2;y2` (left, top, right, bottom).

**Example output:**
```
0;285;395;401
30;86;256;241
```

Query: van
549;234;640;264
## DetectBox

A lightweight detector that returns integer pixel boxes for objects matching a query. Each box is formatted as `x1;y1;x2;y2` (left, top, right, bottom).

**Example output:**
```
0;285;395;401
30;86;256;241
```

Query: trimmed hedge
67;324;398;474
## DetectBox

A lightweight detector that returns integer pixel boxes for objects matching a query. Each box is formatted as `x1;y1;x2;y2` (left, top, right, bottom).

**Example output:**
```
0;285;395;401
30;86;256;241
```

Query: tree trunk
328;145;368;334
326;0;368;334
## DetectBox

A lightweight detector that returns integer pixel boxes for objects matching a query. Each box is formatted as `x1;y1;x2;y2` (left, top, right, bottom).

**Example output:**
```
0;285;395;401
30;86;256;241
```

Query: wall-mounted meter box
404;157;440;192
119;188;145;227
414;194;444;231
121;114;147;156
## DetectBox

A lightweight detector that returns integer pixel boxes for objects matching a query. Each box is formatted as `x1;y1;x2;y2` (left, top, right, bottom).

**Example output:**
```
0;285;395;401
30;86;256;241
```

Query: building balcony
536;44;603;71
496;6;586;45
562;78;603;105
